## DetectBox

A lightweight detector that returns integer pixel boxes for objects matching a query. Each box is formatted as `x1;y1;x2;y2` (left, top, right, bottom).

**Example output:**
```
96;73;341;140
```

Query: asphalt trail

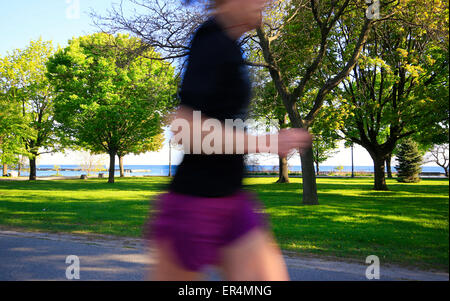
0;231;447;281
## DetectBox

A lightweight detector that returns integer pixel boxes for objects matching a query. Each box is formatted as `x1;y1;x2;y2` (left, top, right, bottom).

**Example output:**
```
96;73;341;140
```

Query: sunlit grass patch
0;176;448;271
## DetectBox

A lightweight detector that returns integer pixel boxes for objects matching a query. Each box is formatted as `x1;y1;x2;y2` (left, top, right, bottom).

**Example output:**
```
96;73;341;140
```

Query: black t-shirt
168;16;252;197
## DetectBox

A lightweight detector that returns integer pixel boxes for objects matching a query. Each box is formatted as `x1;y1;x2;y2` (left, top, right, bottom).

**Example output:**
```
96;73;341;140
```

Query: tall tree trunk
29;155;37;180
108;152;116;183
2;164;7;176
386;153;393;179
372;154;388;190
18;162;21;177
300;147;319;205
276;113;290;183
276;155;289;183
437;163;449;177
119;155;124;177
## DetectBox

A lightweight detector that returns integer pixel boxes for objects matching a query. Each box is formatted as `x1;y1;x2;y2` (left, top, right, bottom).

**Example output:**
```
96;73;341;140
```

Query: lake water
6;164;445;177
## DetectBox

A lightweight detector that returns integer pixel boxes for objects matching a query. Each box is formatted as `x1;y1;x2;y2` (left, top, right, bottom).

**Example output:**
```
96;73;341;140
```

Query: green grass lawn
0;177;448;271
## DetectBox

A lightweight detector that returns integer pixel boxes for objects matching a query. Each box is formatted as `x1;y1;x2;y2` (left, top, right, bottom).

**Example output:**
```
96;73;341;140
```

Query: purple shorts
144;189;270;272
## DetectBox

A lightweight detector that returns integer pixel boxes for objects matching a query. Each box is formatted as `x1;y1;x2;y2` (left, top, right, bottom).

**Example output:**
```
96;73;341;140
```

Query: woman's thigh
218;227;290;281
148;238;204;281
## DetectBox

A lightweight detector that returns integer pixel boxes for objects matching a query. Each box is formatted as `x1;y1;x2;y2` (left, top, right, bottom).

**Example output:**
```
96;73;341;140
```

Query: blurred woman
145;0;312;281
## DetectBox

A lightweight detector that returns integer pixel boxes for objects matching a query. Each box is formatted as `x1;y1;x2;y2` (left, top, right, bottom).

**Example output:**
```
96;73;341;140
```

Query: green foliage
310;100;341;167
329;0;448;189
395;138;423;183
46;33;178;181
0;39;57;165
0;88;30;165
1;38;64;181
118;132;165;157
312;137;338;167
411;46;449;149
249;67;288;126
249;67;340;169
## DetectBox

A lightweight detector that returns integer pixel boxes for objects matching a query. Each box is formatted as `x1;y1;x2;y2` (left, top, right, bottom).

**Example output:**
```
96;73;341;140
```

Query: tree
395;138;423;183
0;55;27;176
90;0;206;72
249;0;393;204
0;96;30;176
243;0;376;196
248;66;293;183
47;33;178;183
0;39;58;180
310;100;341;176
333;0;448;190
16;154;29;177
424;144;449;177
312;138;339;176
249;58;342;181
409;45;450;151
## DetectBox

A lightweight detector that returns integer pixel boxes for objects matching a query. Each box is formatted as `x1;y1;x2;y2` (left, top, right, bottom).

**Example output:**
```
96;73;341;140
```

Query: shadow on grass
242;179;449;270
0;178;170;237
0;194;157;237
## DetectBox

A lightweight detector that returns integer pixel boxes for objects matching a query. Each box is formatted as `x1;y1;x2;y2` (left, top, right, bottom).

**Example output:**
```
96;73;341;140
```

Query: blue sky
0;0;117;55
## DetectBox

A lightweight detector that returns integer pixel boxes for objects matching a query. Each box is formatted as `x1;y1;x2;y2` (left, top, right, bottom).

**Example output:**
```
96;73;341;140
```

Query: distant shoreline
1;172;447;181
2;164;447;178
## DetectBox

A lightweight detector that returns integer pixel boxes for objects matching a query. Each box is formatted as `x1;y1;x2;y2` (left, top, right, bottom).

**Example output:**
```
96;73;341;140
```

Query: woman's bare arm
168;105;312;156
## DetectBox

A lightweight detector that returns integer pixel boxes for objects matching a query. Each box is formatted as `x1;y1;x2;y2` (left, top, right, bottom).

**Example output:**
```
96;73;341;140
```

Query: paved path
0;230;447;281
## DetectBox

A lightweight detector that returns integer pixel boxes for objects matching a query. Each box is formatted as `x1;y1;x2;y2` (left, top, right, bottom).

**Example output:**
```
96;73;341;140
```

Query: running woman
145;0;313;281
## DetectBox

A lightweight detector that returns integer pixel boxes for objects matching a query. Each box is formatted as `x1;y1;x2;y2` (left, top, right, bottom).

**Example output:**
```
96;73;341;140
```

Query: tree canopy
47;33;178;183
0;38;58;179
332;0;449;190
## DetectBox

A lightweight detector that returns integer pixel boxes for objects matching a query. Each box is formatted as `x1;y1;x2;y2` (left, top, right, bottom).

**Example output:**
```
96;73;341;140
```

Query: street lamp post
351;143;354;178
168;138;172;177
